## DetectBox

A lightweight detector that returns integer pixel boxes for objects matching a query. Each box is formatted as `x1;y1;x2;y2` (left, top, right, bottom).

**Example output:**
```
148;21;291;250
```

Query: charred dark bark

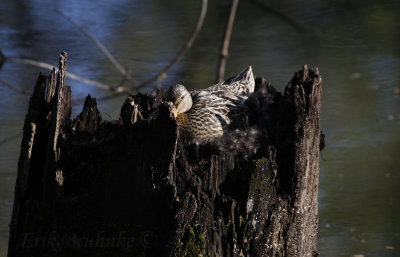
8;52;322;257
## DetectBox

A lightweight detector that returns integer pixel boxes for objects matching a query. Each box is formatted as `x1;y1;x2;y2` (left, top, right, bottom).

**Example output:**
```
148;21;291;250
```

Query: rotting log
8;52;322;257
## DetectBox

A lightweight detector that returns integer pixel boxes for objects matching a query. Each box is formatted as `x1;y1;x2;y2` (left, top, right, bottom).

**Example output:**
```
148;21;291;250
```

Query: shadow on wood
8;52;322;257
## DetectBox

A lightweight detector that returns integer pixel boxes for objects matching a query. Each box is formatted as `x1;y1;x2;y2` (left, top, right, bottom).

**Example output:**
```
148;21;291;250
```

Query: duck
167;66;255;142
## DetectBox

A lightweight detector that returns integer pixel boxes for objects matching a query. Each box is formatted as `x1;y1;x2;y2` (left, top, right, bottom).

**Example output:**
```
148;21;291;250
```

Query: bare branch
216;0;239;83
2;1;209;105
55;9;137;87
7;57;130;93
136;0;208;90
0;77;32;96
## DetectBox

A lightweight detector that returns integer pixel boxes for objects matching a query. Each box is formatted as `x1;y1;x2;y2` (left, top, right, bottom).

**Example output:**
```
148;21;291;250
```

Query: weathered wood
8;52;322;257
8;52;72;257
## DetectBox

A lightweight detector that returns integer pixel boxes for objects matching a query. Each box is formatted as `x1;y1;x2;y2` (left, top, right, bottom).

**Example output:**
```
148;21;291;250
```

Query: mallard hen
167;66;255;142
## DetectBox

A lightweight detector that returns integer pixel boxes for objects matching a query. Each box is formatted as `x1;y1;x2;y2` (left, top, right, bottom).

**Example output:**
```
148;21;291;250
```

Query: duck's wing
189;66;255;100
203;66;255;97
186;66;254;126
190;91;249;119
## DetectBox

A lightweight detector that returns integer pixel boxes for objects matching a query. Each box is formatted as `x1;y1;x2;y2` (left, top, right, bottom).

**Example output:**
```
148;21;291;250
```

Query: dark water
1;0;399;256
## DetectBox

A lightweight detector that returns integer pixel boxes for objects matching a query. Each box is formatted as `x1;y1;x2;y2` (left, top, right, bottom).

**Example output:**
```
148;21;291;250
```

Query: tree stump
8;52;322;257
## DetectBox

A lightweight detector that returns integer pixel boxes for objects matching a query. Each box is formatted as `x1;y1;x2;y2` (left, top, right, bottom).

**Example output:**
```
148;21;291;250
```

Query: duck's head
167;84;193;117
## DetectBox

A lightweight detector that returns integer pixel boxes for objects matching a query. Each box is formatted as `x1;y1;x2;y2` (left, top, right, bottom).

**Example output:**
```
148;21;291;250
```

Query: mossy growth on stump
8;52;322;257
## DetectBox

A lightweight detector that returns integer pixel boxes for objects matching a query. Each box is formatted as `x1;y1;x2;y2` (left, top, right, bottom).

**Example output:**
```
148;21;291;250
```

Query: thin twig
2;57;131;105
136;0;208;90
2;1;208;105
0;75;83;106
249;0;306;33
0;132;22;146
7;57;130;93
216;0;239;83
0;78;32;95
55;8;137;87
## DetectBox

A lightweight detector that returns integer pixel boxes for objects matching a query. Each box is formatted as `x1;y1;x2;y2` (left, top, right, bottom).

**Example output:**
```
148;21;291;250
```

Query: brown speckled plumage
168;66;255;142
